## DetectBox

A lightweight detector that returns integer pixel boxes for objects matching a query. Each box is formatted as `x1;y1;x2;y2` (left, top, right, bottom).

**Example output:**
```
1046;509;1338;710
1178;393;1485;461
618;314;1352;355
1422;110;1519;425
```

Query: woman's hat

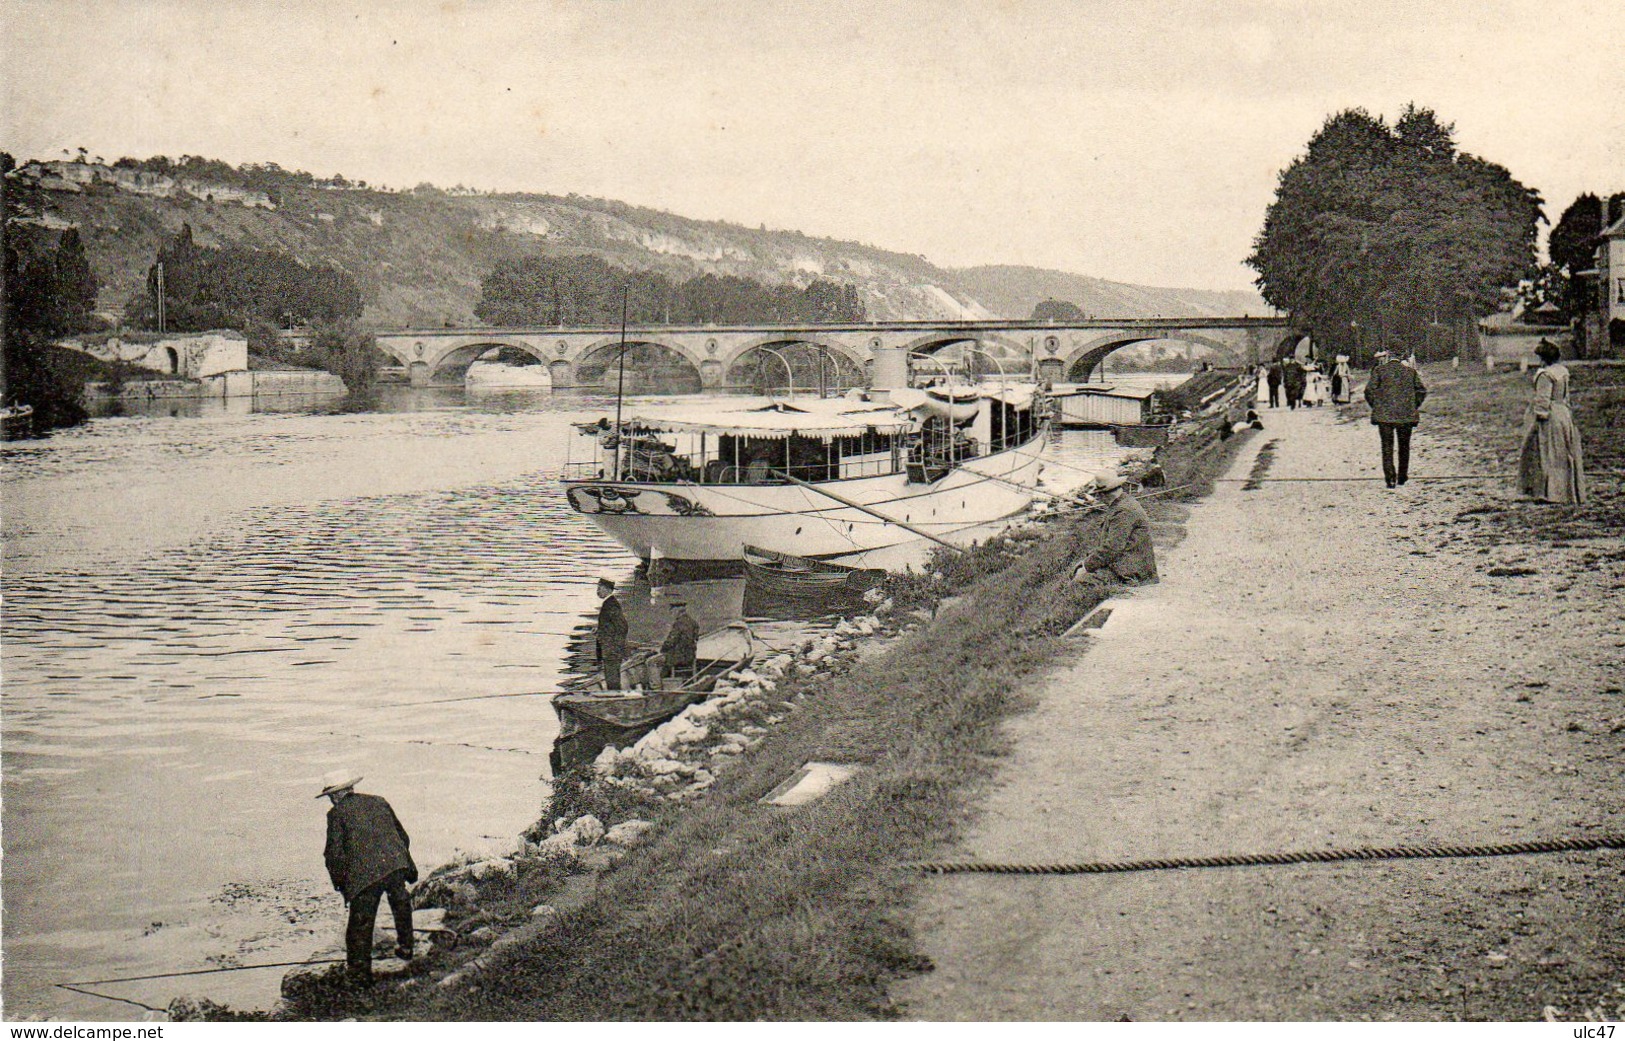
317;770;361;798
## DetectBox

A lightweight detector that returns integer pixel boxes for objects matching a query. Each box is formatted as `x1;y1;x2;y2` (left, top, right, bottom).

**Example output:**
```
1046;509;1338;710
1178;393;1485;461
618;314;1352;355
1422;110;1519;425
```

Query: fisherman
660;599;699;679
318;770;417;987
1072;471;1158;586
596;573;628;689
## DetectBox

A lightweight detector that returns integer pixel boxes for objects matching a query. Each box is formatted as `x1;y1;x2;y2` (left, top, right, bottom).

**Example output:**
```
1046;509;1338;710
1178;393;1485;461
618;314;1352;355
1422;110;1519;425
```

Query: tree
1031;299;1086;322
1247;105;1543;364
309;321;379;391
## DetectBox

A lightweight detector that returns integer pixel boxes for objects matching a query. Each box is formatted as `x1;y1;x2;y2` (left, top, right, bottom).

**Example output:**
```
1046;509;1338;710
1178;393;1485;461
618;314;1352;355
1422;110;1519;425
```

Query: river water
1;383;1143;1019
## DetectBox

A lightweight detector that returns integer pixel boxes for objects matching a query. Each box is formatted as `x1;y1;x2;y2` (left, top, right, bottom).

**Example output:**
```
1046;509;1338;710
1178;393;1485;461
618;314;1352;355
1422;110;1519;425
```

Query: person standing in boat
596;574;628;690
1518;339;1586;504
1072;471;1158;586
319;770;417;987
660;599;699;680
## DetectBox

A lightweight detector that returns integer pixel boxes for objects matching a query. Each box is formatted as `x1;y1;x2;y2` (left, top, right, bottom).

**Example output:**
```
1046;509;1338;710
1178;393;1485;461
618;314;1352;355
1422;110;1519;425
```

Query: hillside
6;160;1264;327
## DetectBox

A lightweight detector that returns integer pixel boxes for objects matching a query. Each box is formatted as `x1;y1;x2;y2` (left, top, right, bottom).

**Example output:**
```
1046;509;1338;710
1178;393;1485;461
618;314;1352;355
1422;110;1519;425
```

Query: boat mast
612;283;629;478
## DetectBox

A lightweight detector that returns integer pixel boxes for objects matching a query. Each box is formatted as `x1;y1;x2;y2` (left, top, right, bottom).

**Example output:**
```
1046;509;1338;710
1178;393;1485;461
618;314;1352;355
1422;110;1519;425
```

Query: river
0;382;1148;1019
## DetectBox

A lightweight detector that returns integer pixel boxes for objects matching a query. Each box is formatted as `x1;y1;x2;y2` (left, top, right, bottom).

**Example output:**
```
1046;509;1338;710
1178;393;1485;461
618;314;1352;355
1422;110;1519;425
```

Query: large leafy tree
130;224;363;331
1248;105;1543;364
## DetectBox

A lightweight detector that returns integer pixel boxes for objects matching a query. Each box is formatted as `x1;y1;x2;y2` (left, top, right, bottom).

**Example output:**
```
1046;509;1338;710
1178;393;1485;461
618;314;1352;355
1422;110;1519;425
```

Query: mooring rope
906;834;1625;875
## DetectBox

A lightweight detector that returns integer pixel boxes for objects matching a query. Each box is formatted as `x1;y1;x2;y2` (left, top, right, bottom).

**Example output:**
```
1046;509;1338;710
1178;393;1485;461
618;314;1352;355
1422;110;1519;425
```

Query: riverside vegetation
182;420;1245;1023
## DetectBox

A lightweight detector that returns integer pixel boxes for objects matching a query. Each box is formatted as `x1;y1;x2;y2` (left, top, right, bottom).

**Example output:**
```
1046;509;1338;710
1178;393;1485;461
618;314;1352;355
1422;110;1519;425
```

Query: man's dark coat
324;793;417;902
1364;360;1428;425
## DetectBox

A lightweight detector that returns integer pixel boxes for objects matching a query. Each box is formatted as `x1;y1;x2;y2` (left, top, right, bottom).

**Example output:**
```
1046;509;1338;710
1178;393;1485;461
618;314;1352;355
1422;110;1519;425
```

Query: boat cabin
569;390;1041;487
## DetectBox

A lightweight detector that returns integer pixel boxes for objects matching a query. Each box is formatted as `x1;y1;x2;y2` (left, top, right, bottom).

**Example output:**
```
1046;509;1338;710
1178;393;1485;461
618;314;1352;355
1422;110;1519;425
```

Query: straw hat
1093;470;1126;492
317;770;361;798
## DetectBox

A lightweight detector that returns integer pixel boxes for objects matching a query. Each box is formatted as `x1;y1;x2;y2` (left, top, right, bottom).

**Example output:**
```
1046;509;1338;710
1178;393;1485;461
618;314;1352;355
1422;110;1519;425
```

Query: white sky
3;0;1621;291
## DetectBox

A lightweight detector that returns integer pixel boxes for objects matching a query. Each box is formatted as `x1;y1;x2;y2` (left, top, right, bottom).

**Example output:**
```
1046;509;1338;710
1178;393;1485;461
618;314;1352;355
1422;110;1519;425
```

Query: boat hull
564;432;1046;562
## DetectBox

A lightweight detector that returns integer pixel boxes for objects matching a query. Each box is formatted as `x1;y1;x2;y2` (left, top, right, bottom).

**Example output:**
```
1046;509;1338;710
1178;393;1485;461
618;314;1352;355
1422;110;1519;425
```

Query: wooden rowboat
742;544;886;598
549;622;754;775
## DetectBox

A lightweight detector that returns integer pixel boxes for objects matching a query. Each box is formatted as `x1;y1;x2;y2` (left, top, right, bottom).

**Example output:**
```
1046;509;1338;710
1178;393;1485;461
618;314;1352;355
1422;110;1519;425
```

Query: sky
3;0;1622;292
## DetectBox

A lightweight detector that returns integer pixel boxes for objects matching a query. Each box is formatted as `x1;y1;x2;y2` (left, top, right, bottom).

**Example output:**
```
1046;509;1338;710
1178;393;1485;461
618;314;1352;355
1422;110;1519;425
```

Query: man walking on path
596;574;628;689
320;771;417;986
1266;359;1283;408
1364;348;1428;487
1072;471;1158;586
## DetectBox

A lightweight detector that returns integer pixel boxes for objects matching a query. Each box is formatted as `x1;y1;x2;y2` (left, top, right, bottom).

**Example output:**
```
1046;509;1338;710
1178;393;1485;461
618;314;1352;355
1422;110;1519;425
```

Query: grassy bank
254;424;1251;1022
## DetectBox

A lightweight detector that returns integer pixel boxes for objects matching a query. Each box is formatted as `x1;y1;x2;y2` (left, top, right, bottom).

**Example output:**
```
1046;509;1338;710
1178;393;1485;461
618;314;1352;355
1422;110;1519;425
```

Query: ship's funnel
869;346;909;392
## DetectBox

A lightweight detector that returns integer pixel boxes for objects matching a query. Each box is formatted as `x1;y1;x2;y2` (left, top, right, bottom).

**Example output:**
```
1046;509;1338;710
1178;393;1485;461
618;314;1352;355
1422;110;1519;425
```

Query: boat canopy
622;402;915;441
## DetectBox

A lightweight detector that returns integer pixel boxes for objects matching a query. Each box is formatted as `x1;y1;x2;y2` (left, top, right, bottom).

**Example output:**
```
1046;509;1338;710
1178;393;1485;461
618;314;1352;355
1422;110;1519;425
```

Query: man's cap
1374;349;1392;360
317;769;361;798
596;572;619;586
1093;470;1127;492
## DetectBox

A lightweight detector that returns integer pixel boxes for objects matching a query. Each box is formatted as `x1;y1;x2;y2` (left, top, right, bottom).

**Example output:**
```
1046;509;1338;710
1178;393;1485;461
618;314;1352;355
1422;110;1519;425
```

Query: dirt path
895;403;1625;1021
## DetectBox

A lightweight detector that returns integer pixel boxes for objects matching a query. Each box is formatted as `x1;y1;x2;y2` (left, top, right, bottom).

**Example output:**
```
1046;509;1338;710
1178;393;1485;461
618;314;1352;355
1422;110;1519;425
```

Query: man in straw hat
1363;343;1428;488
595;572;628;690
1072;470;1159;586
319;770;417;985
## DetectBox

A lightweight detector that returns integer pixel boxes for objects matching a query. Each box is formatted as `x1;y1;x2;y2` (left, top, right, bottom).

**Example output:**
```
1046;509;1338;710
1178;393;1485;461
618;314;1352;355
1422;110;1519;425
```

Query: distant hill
945;264;1265;320
7;159;1263;327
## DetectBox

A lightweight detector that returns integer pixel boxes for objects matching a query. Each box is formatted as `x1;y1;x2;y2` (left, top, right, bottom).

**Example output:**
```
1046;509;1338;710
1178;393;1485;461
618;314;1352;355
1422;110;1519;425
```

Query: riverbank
204;416;1246;1021
899;362;1625;1021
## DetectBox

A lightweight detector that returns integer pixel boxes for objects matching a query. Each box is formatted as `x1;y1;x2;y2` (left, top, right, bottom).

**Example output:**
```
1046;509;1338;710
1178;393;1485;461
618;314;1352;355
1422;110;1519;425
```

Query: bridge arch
897;330;1029;360
720;334;868;374
402;337;552;384
573;336;705;393
1060;331;1244;381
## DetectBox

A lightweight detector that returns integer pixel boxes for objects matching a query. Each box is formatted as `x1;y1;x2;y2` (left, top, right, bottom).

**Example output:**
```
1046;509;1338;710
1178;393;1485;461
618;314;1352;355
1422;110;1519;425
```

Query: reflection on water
1;383;1131;1018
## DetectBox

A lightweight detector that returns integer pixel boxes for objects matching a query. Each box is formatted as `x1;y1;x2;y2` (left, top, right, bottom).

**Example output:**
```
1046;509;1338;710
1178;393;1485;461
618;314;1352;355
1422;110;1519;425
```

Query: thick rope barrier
906;834;1625;876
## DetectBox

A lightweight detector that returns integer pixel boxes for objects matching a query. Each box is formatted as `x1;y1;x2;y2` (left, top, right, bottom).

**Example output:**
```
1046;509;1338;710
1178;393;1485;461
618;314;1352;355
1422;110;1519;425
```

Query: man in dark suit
596;574;628;689
660;599;699;679
1363;348;1428;487
1265;360;1283;408
320;772;417;985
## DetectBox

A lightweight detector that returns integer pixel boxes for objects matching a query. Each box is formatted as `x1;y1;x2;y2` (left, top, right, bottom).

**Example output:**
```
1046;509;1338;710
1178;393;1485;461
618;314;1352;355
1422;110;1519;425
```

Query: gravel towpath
896;402;1625;1021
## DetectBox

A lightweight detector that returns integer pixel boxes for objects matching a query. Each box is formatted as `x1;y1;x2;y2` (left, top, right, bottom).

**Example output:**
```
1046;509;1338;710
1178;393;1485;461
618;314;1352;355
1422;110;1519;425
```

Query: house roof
1601;213;1625;239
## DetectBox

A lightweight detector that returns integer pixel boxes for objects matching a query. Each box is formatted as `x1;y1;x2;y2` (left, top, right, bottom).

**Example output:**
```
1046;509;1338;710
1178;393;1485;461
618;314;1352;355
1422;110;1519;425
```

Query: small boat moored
742;543;886;599
549;622;754;774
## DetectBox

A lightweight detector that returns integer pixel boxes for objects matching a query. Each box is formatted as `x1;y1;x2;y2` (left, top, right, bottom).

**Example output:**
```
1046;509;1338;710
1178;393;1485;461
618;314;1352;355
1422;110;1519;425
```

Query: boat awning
623;405;915;440
983;385;1036;408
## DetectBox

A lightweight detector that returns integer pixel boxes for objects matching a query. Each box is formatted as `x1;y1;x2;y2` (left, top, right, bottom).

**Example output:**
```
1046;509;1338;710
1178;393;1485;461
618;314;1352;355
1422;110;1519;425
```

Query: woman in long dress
1517;340;1586;504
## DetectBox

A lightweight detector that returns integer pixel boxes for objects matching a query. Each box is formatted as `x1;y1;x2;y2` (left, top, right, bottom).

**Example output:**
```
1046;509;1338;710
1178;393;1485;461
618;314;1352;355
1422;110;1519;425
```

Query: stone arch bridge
373;317;1296;388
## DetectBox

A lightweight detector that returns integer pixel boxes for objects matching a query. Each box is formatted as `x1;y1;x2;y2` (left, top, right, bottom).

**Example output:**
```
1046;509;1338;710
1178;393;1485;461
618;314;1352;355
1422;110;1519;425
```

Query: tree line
1248;105;1543;365
474;253;867;327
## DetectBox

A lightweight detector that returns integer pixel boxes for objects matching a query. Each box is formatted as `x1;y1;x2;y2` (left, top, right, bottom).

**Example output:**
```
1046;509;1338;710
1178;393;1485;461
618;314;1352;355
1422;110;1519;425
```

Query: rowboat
549;622;754;774
562;385;1048;564
742;544;885;598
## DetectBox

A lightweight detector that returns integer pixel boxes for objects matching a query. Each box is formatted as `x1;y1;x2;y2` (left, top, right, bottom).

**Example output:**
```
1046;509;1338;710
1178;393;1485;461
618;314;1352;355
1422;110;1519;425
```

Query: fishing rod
58;957;347;1013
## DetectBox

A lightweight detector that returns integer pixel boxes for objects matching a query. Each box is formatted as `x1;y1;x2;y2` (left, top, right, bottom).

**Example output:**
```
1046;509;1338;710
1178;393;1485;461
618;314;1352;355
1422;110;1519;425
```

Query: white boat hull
564;434;1047;562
